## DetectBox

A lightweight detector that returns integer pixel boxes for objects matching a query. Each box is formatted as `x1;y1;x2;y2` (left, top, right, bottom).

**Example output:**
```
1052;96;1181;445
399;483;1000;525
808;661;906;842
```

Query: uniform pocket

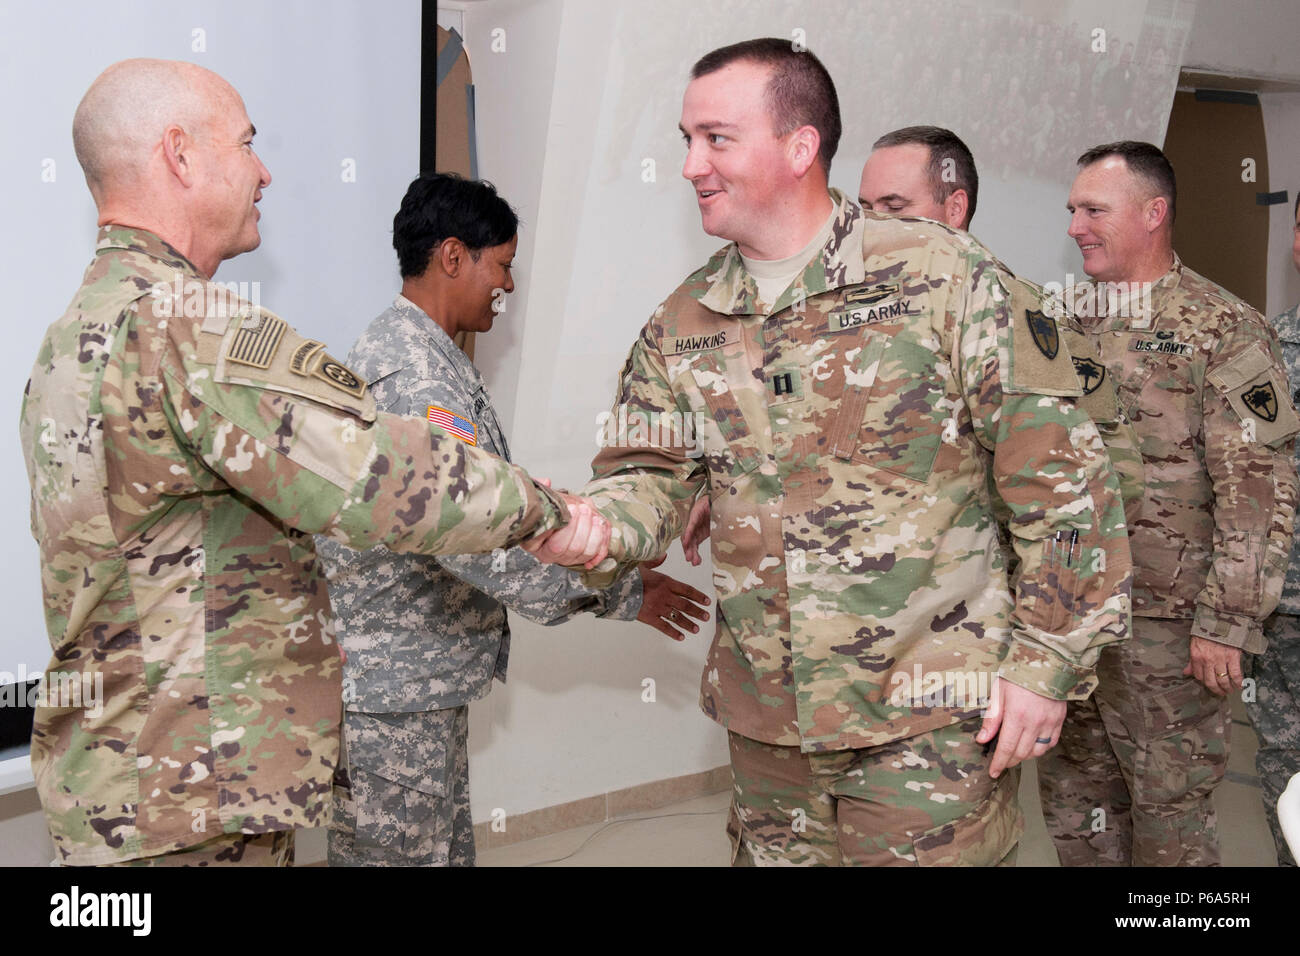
1138;680;1228;808
831;332;948;483
340;712;450;851
912;768;1023;866
688;348;764;483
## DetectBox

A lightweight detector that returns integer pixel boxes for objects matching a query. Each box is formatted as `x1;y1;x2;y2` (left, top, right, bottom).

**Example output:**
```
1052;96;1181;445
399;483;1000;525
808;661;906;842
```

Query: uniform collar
95;225;202;278
390;294;484;387
696;188;867;317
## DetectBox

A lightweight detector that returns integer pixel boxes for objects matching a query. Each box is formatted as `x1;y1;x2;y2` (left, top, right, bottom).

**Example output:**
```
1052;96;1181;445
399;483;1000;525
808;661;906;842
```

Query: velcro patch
427;405;477;445
665;330;731;355
1207;343;1300;446
829;297;912;332
845;283;900;306
767;368;803;405
289;339;327;375
226;312;287;369
1004;277;1081;396
315;357;366;398
1062;328;1118;424
1129;337;1193;356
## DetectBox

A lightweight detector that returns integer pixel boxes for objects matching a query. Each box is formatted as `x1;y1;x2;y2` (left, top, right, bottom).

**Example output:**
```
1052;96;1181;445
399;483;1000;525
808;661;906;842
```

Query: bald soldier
19;59;605;866
537;39;1129;866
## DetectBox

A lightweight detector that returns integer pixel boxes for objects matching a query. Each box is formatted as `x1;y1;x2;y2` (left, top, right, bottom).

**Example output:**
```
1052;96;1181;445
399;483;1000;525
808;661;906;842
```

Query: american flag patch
427;405;477;445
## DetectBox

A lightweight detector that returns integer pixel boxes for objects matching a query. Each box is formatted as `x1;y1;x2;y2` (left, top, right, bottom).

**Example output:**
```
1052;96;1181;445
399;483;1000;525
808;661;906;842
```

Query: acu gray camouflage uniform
1249;300;1300;866
18;227;566;865
321;296;641;866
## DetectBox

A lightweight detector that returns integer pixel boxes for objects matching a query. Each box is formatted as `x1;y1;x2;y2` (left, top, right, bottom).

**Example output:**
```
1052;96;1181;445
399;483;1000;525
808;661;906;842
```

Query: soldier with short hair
535;39;1130;866
19;58;597;866
320;172;710;867
1038;141;1300;866
1247;191;1300;866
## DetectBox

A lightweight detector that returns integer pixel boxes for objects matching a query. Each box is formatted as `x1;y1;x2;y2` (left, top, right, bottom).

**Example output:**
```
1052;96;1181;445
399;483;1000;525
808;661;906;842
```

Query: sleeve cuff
596;565;644;621
1190;605;1266;654
999;636;1098;701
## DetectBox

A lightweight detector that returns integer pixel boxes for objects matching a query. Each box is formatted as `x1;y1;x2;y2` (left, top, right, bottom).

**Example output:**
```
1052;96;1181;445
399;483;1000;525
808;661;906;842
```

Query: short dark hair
392;173;519;279
1077;141;1177;226
691;37;841;176
872;125;979;226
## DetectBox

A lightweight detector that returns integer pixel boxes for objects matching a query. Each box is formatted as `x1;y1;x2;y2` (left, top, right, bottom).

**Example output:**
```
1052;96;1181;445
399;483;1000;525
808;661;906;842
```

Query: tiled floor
481;696;1280;867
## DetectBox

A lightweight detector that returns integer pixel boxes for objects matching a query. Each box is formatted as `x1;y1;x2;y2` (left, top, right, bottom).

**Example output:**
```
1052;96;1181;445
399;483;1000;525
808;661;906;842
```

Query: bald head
72;59;232;198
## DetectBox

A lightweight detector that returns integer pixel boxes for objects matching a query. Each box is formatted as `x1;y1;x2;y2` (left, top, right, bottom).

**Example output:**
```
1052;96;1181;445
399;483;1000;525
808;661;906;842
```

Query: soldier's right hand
522;491;612;569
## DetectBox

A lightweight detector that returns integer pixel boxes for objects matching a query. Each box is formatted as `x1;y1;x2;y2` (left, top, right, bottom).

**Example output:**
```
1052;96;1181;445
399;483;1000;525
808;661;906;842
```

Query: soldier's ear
161;124;196;187
438;238;467;278
1144;196;1170;234
944;189;969;230
787;124;821;179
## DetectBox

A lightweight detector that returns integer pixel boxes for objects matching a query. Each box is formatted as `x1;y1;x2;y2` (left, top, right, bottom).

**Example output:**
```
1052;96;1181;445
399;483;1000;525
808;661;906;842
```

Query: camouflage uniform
1039;256;1300;866
18;227;566;866
581;192;1131;865
321;297;641;867
1248;301;1300;866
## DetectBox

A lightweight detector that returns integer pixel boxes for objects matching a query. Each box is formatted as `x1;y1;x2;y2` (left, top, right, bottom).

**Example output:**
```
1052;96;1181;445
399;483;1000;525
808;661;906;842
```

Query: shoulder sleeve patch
1005;281;1083;397
1060;327;1118;424
1207;342;1300;446
213;308;375;422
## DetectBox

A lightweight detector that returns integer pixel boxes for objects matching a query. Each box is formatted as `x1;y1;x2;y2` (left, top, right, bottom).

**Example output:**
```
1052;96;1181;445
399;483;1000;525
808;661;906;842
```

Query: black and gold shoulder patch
1242;381;1278;422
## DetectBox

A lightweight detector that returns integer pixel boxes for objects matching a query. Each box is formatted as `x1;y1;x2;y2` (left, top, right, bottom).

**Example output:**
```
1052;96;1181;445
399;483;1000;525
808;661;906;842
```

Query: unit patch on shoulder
1072;356;1106;394
226;312;287;369
1242;381;1278;422
1026;309;1059;359
1206;342;1300;446
427;405;477;445
317;358;366;398
289;339;327;375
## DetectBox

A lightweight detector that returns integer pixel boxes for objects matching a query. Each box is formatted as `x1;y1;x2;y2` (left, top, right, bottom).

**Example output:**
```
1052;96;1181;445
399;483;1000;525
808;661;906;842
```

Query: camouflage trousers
328;707;474;867
1038;617;1229;866
726;716;1023;866
1246;612;1300;867
107;830;294;867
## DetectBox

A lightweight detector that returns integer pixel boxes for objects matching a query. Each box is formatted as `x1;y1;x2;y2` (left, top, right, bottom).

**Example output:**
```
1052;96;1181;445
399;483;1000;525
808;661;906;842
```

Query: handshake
522;483;614;569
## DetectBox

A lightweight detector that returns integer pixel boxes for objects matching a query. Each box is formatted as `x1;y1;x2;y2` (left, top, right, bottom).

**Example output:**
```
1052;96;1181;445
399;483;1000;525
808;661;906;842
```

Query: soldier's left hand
1183;636;1243;697
976;678;1067;778
636;556;710;640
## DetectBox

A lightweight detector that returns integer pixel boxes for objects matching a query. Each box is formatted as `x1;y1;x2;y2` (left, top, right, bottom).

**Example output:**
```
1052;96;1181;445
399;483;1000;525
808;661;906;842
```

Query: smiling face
190;79;271;272
456;234;517;335
1066;156;1161;283
679;60;795;257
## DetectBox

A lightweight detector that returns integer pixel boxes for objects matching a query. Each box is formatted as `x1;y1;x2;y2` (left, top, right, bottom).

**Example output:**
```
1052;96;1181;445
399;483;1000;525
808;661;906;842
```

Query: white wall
1261;93;1300;320
455;0;1195;825
0;0;419;864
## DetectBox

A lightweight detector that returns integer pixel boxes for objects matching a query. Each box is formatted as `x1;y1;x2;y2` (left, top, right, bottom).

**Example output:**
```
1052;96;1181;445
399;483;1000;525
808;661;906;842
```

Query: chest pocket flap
687;347;764;480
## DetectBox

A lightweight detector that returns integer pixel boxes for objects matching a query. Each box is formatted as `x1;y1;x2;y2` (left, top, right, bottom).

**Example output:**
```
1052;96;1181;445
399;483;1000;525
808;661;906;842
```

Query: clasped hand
522;486;612;569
